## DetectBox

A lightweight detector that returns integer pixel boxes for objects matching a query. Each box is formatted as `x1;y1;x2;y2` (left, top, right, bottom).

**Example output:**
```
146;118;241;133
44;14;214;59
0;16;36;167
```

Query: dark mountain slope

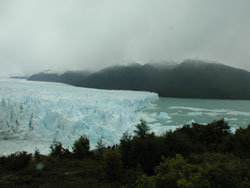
27;60;250;99
157;60;250;99
28;70;90;86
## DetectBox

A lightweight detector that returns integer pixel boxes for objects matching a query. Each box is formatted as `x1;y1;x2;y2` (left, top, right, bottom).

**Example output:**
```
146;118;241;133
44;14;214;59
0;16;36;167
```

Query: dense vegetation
28;59;250;99
1;119;250;188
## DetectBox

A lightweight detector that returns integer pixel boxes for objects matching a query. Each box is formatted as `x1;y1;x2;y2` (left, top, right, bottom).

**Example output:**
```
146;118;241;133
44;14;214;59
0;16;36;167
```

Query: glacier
0;78;158;155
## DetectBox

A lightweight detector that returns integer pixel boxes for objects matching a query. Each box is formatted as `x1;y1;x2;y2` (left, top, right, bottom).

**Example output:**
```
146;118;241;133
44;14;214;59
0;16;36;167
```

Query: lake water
141;97;250;134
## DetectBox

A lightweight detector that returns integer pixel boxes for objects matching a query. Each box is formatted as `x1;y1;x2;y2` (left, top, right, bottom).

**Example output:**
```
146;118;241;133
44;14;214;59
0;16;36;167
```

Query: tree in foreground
72;135;90;159
95;137;106;158
50;141;65;158
134;119;150;139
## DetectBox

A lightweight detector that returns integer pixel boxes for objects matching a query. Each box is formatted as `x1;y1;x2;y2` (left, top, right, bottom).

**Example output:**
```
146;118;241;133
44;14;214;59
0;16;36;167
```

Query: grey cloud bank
0;0;250;76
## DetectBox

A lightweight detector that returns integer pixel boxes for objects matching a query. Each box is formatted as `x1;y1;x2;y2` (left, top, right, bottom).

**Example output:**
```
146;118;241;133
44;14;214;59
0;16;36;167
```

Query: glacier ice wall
0;79;158;155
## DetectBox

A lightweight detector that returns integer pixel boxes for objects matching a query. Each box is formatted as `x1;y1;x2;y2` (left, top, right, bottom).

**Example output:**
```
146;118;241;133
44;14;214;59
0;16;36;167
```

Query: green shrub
136;174;155;188
50;141;64;158
50;141;71;158
95;137;106;158
119;131;132;167
72;135;90;159
0;151;32;171
104;150;123;181
34;148;41;161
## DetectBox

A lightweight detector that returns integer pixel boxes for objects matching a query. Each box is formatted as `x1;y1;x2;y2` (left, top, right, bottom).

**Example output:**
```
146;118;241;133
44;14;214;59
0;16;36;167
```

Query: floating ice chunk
169;106;227;113
186;119;196;125
224;118;238;121
158;112;172;119
169;112;178;116
166;120;173;123
170;106;250;117
151;123;162;127
169;106;212;112
187;112;203;116
150;113;158;117
226;111;250;116
204;112;218;117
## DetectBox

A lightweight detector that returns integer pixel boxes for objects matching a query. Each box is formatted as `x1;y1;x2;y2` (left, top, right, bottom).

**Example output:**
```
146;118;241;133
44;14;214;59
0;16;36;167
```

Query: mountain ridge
27;59;250;100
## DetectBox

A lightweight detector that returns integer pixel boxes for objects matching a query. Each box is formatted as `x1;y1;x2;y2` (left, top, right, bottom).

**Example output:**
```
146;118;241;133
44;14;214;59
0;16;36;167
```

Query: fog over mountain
1;0;250;76
28;60;250;100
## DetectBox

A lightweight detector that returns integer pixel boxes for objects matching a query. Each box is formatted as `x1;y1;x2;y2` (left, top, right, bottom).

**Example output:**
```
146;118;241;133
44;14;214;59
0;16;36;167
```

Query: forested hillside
28;60;250;99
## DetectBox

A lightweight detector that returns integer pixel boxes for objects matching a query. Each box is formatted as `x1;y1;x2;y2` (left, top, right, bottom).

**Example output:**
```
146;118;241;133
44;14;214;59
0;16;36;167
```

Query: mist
1;0;250;76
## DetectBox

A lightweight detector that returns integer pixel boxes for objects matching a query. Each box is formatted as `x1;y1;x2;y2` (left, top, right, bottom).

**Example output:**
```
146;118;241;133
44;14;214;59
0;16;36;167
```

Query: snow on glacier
0;78;158;155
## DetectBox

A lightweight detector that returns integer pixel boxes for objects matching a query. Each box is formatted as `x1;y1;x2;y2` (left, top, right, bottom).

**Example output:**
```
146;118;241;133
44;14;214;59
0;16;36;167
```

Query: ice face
0;79;158;155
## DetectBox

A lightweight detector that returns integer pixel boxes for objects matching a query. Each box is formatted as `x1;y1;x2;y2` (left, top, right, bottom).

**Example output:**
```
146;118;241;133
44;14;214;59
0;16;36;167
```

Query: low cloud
0;0;250;75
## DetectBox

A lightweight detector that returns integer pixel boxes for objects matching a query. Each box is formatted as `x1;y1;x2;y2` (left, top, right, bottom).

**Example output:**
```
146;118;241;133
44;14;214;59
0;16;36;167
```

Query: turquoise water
142;97;250;133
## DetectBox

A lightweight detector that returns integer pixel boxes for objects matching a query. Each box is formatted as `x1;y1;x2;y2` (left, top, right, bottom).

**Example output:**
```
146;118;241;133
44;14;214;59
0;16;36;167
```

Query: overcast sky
1;0;250;76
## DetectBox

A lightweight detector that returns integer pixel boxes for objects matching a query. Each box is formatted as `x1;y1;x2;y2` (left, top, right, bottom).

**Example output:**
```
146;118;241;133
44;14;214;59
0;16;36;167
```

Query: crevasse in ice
0;79;158;155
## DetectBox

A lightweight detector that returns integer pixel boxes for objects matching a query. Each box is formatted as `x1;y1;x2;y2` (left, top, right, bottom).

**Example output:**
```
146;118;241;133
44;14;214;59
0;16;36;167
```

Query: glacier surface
0;79;158;155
